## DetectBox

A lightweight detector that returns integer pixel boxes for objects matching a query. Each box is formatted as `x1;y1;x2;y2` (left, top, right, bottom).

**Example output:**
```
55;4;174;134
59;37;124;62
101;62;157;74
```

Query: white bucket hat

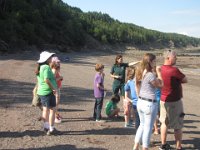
37;51;55;63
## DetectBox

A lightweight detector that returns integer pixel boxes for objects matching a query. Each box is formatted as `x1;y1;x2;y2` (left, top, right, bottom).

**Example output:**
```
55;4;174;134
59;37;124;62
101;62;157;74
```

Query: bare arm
110;74;121;79
45;78;57;94
150;66;163;88
181;76;188;83
125;91;132;103
97;83;104;90
128;61;141;66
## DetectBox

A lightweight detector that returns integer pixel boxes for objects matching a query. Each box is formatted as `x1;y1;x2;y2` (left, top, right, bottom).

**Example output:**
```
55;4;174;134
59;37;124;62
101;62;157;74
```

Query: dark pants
112;83;125;96
93;97;104;120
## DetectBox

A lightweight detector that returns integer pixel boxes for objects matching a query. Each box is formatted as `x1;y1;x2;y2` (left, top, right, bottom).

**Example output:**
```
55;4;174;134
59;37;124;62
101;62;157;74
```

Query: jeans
134;98;158;148
133;105;140;130
93;97;104;120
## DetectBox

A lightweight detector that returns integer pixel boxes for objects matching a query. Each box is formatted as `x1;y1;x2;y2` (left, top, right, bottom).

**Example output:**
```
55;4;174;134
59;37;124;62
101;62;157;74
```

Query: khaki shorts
160;100;184;129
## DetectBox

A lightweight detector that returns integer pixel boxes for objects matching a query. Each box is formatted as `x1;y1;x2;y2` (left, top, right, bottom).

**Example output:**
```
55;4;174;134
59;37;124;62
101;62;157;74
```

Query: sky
63;0;200;38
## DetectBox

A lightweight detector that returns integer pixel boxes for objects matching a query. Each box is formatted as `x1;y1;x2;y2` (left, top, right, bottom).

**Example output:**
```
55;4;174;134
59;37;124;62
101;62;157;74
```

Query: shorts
112;83;125;96
39;92;56;108
159;100;184;129
123;99;132;115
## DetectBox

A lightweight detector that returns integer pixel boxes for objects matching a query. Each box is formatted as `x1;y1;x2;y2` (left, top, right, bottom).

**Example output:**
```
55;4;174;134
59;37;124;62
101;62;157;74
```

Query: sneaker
153;129;160;135
56;113;62;119
55;116;62;123
46;128;59;136
159;143;171;150
43;127;49;133
125;124;134;128
95;120;105;123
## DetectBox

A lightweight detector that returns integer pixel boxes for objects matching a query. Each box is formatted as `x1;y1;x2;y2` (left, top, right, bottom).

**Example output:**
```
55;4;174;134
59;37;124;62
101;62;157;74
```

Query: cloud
170;9;200;16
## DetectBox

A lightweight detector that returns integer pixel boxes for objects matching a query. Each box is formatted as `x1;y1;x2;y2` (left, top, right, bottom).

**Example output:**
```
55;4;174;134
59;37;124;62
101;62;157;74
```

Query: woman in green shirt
36;51;57;135
110;54;139;99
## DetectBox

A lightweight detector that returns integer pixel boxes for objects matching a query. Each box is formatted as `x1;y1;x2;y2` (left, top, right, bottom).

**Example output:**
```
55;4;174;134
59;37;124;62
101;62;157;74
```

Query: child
153;66;161;134
153;88;161;134
124;66;140;129
51;56;63;123
105;94;120;118
93;63;105;122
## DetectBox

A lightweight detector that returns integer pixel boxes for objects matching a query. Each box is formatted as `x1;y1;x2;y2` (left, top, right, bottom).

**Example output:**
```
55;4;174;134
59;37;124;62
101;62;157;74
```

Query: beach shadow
0;130;45;138
184;119;200;124
7;144;108;150
59;108;86;112
60;127;136;136
182;138;200;149
61;117;91;123
60;86;94;105
0;79;34;107
0;79;95;108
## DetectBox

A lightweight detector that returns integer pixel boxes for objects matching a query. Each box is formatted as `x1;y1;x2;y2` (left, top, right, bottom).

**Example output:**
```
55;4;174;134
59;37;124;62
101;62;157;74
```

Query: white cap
37;51;55;63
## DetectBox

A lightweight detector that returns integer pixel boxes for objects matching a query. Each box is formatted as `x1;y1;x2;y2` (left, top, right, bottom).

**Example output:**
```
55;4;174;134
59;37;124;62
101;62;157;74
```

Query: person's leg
133;100;144;150
160;123;168;145
55;89;62;123
109;107;120;118
159;101;169;146
96;97;103;120
172;100;184;149
174;129;182;149
42;106;49;129
40;95;50;130
48;93;57;134
153;118;159;134
55;89;61;114
93;99;97;119
49;107;56;130
123;99;129;126
112;84;119;95
120;84;125;100
142;102;157;149
133;105;140;130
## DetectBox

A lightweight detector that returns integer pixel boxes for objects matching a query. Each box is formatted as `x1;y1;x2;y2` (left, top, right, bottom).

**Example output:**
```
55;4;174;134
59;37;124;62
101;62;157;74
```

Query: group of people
93;51;187;150
34;50;187;149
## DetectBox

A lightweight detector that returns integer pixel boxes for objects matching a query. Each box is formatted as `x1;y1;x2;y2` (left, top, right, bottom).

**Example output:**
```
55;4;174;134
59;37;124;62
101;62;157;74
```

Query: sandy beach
0;50;200;150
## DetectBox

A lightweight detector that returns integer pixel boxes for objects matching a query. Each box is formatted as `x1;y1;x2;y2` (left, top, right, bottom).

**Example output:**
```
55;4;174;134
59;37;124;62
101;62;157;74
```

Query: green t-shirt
110;63;128;85
37;64;57;96
105;101;117;116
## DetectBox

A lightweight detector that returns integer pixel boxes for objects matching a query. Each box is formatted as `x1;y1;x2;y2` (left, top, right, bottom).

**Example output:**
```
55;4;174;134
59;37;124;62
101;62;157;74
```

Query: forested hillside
0;0;200;52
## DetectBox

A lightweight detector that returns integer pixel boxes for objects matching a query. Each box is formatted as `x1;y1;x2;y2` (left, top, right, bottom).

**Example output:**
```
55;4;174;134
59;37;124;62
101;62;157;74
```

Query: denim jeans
134;98;158;148
93;97;104;120
133;105;140;130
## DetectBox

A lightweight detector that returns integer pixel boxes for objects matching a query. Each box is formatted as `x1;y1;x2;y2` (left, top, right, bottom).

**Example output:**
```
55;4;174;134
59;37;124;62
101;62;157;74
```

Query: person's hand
60;76;63;81
115;75;122;79
156;66;161;73
52;89;57;95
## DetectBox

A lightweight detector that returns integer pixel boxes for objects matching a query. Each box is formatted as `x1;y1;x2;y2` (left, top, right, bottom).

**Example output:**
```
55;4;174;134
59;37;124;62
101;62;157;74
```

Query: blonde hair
95;63;104;72
135;53;156;86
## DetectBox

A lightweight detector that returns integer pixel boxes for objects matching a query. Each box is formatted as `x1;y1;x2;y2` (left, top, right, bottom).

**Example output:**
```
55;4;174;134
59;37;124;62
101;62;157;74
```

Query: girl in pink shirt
51;57;63;123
